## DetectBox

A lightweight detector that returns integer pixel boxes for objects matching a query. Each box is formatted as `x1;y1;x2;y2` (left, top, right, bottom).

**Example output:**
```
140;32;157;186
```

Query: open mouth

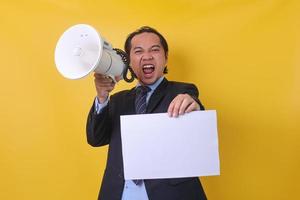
142;64;155;74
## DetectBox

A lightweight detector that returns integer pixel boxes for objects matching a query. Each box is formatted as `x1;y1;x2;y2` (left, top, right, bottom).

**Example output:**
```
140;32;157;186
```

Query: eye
134;49;142;54
152;48;160;52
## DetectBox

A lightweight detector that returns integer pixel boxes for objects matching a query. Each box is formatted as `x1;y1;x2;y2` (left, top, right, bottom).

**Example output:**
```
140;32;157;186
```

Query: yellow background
1;0;299;199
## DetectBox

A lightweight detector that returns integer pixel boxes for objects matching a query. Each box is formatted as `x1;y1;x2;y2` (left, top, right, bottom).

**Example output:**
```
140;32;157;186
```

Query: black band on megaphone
113;48;135;83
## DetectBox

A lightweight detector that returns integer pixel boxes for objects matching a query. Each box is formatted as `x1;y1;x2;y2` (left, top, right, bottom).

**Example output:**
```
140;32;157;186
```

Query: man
86;26;207;200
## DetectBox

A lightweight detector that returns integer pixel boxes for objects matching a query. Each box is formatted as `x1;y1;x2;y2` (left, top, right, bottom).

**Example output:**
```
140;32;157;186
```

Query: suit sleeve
86;100;112;147
183;83;205;110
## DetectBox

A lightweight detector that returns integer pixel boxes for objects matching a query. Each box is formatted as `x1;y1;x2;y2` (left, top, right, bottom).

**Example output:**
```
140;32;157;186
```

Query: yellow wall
1;0;299;199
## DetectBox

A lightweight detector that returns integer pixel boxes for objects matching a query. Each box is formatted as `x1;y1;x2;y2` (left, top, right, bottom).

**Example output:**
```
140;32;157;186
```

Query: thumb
115;75;122;82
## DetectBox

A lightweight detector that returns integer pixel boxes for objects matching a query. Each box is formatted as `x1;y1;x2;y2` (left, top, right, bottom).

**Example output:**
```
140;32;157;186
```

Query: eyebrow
151;45;161;49
132;45;161;50
133;46;143;51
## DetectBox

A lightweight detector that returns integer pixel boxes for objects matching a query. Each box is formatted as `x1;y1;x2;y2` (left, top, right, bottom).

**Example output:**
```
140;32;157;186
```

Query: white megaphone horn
54;24;134;82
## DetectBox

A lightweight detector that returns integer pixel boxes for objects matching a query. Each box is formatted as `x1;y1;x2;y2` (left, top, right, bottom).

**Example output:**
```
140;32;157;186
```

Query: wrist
97;96;108;104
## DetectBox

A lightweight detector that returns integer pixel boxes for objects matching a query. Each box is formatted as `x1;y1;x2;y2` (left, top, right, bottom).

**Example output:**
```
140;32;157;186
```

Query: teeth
143;64;154;69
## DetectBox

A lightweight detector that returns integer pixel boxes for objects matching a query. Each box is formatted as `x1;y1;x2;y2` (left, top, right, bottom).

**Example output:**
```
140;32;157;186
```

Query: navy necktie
135;86;151;114
132;86;150;185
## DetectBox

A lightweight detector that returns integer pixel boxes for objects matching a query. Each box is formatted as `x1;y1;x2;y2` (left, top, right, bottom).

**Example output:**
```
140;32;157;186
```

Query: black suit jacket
86;78;207;200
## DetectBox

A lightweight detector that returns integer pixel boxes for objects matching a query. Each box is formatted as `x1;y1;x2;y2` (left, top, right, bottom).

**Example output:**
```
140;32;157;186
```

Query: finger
95;82;115;88
168;100;175;117
94;73;114;81
94;77;115;86
94;73;106;79
178;97;192;115
185;102;200;113
168;95;182;117
95;76;114;83
115;75;122;82
171;97;184;118
95;85;115;92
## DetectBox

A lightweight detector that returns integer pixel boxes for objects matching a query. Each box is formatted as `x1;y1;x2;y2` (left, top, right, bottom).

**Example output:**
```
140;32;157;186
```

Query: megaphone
54;24;133;82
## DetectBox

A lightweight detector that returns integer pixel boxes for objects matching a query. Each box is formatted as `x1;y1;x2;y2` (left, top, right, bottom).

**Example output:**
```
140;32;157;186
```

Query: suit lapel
124;88;137;115
147;78;169;113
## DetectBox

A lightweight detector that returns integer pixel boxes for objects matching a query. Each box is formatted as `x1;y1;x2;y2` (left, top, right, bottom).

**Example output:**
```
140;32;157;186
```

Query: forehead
130;32;161;48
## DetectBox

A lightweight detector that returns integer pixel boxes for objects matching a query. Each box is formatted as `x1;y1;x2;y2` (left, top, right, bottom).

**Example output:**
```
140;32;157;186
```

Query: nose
142;52;153;61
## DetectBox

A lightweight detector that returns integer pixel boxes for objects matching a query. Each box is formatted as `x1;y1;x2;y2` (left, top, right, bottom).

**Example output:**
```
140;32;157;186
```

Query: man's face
129;32;167;85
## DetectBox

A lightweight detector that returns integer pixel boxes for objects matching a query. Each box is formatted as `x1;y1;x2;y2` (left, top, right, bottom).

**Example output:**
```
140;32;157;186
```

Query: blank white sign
120;110;220;180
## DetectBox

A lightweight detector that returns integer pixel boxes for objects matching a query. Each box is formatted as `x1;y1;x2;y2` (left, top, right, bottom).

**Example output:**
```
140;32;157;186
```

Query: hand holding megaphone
93;73;121;103
54;24;134;82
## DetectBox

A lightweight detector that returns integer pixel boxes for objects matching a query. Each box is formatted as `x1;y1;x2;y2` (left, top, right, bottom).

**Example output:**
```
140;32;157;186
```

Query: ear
163;66;168;74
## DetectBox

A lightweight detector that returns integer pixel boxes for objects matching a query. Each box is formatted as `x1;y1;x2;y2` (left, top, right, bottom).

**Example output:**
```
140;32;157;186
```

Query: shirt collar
137;76;164;91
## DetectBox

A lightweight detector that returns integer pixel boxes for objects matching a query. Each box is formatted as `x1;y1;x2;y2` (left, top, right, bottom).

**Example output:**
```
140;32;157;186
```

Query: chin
140;78;156;85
